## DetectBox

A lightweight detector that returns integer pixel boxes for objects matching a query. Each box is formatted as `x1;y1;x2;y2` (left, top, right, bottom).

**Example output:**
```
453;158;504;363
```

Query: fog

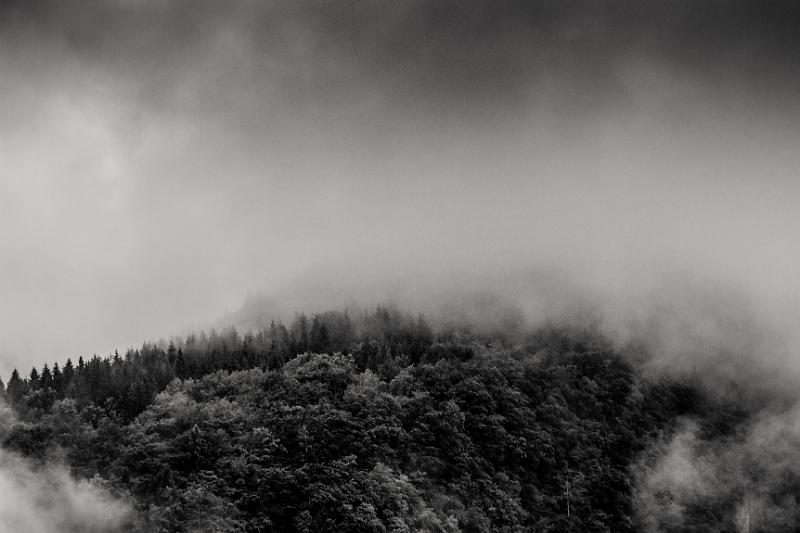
0;449;134;532
0;401;134;532
634;408;800;532
2;0;800;382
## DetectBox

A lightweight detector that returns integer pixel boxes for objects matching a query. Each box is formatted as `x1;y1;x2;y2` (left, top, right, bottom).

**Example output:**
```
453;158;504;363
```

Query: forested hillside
0;307;776;532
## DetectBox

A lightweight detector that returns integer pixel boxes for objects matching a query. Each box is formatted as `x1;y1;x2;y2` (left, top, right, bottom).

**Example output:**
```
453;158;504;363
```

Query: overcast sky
2;0;800;372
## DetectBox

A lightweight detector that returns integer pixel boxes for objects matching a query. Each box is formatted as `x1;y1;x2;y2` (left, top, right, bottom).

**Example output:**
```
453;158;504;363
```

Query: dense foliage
0;307;751;532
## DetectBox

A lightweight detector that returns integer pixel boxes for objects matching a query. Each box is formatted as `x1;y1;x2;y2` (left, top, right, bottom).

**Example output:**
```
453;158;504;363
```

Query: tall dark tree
291;313;310;353
63;358;75;385
52;363;65;395
174;348;187;379
40;364;53;390
28;367;40;390
6;369;24;405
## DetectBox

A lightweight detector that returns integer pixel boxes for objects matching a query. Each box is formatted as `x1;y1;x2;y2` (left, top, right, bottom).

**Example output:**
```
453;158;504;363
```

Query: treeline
1;305;602;423
0;304;749;532
0;307;442;421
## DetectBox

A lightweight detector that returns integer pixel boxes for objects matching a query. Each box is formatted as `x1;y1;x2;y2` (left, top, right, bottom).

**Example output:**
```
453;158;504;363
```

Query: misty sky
2;0;800;372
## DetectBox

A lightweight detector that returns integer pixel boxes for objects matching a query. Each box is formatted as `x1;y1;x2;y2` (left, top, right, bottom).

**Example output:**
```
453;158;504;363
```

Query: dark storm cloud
3;0;800;123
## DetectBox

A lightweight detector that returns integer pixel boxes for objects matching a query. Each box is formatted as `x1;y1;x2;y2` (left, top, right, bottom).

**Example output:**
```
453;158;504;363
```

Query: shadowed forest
0;305;786;532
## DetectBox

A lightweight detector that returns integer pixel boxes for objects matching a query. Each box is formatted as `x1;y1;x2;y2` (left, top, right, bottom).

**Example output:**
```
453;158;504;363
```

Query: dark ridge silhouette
0;304;790;532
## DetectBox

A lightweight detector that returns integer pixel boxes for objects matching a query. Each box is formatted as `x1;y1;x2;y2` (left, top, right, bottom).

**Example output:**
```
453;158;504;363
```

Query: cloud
0;401;136;533
0;451;135;533
634;407;800;532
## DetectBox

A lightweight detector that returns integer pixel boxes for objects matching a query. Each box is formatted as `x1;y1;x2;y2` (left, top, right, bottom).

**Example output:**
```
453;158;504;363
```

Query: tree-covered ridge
1;306;595;421
2;307;429;419
0;306;755;532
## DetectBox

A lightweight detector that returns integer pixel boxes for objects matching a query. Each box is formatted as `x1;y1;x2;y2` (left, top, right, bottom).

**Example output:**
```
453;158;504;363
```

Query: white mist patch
0;402;134;533
0;450;134;533
634;409;800;532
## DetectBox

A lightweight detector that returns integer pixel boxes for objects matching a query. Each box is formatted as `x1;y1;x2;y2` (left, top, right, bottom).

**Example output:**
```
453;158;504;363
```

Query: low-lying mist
0;452;134;533
0;402;135;533
219;267;800;531
635;406;800;532
219;262;800;401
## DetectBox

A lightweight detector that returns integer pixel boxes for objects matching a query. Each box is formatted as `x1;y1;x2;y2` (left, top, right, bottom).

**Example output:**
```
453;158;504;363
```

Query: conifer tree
52;363;65;395
63;358;75;385
6;369;24;404
40;364;53;390
29;367;40;390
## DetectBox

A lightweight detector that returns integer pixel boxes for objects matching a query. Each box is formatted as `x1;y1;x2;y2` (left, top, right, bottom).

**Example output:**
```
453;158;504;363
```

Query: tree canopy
0;306;775;532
